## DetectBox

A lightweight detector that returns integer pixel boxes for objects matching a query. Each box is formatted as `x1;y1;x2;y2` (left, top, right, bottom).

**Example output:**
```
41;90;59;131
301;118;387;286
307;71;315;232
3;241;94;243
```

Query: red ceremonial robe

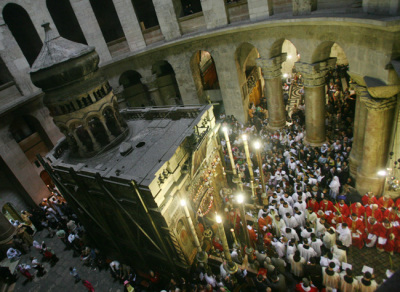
350;203;365;218
362;195;378;207
334;203;350;217
366;206;383;222
376;223;396;252
346;217;364;249
378;197;394;210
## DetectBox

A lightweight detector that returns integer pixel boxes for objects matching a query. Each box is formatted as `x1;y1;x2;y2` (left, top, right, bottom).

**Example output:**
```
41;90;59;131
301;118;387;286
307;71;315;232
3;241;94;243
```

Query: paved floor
12;229;123;292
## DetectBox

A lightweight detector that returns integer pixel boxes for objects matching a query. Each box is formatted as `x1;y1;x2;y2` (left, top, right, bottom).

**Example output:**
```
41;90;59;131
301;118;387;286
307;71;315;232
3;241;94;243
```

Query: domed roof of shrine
30;23;99;91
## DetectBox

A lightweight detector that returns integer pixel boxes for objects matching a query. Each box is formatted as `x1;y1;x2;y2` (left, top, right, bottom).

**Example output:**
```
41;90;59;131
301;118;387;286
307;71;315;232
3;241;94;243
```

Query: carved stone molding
295;58;336;87
361;95;397;112
256;53;287;80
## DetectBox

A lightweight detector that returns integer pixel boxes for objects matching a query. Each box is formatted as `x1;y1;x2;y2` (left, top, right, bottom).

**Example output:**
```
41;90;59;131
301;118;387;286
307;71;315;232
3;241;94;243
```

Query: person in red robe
366;204;383;222
319;199;334;214
330;212;347;227
365;217;380;248
350;202;365;218
396;197;400;209
295;278;318;292
247;221;257;248
346;213;365;249
307;198;320;213
378;195;394;210
362;192;378;207
82;280;95;292
384;207;400;226
334;199;350;217
258;213;267;234
226;208;241;234
263;232;273;247
376;219;396;254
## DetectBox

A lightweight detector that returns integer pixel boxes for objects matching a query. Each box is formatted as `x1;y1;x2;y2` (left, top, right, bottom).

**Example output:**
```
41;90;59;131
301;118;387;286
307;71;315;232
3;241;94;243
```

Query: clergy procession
212;69;400;291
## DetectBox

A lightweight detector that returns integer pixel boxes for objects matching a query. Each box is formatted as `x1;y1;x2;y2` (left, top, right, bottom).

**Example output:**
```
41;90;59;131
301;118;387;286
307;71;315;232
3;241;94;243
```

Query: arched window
3;3;43;66
88;0;124;43
46;0;87;44
131;0;159;29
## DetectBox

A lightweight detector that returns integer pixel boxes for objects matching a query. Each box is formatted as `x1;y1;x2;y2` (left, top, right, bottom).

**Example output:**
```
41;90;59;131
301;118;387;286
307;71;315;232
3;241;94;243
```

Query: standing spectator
70;267;81;283
82;279;95;292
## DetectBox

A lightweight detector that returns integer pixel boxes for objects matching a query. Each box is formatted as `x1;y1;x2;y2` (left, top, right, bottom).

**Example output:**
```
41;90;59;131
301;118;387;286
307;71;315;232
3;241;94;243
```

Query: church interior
0;0;400;291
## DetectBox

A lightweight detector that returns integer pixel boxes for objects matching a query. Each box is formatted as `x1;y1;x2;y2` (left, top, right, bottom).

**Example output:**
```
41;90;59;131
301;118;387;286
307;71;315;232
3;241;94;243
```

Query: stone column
168;53;200;105
99;115;116;141
257;53;287;130
152;0;181;41
200;0;229;29
112;0;146;52
293;0;317;16
141;74;164;105
356;95;397;195
0;24;37;95
71;130;87;155
70;0;112;63
85;126;101;151
0;213;16;245
349;86;368;177
247;0;273;21
295;58;336;146
213;49;246;123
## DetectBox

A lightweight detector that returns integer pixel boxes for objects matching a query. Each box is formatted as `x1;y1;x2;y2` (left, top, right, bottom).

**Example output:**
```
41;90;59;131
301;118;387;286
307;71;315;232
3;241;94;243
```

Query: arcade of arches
0;0;399;277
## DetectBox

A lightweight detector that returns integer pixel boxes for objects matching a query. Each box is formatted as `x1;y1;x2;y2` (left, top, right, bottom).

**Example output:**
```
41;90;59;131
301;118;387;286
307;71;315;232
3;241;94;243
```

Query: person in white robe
356;272;378;292
284;213;299;229
337;223;352;248
340;269;359;292
273;215;286;237
329;176;341;200
271;238;286;258
297;243;317;262
306;209;318;225
310;236;324;257
279;202;293;217
281;227;299;242
323;228;337;249
323;262;340;289
331;242;347;263
300;227;314;240
315;217;327;237
294;208;306;227
288;251;306;277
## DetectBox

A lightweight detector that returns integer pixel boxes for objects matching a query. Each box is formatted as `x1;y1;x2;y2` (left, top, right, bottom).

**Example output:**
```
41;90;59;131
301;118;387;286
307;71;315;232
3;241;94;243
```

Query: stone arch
46;0;87;44
3;3;43;66
88;0;125;44
86;115;109;147
131;0;159;29
311;41;336;64
102;106;122;136
235;42;263;111
70;122;93;152
190;50;220;104
119;70;151;107
9;115;53;166
152;60;183;105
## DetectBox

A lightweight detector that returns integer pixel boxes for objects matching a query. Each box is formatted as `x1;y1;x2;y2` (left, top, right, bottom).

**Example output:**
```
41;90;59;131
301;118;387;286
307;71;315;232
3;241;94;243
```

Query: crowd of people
1;65;399;291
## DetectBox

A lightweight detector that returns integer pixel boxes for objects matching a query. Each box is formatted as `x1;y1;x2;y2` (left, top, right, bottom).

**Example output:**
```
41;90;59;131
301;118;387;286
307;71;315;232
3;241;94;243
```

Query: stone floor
348;245;400;284
11;229;124;292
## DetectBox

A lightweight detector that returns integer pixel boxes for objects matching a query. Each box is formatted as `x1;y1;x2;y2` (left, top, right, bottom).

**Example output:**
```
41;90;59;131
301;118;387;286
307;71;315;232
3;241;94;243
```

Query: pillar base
224;262;238;274
304;137;328;147
267;122;286;131
355;172;385;197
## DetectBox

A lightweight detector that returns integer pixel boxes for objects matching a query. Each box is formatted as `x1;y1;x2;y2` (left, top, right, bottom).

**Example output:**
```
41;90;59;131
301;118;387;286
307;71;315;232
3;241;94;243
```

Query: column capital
141;74;158;91
361;94;397;111
256;53;287;79
295;58;336;87
364;76;400;98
